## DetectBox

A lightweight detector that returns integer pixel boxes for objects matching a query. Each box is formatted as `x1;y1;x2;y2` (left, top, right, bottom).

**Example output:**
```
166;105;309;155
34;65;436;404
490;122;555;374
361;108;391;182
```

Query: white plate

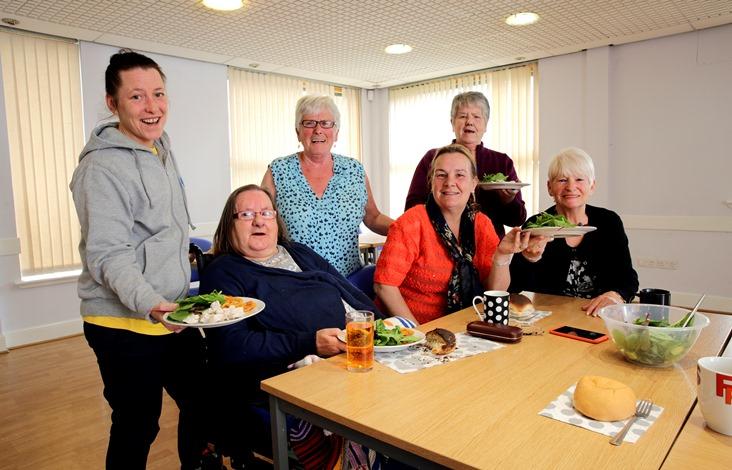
163;297;265;328
521;226;597;238
478;181;530;190
337;328;426;353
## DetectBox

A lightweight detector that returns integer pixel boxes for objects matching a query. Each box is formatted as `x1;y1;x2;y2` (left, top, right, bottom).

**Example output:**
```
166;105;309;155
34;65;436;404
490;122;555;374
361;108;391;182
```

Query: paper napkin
539;384;664;443
375;332;503;374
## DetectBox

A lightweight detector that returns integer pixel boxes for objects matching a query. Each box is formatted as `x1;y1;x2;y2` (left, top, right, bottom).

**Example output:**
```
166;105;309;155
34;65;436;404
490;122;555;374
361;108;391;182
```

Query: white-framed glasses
233;210;277;220
300;119;336;129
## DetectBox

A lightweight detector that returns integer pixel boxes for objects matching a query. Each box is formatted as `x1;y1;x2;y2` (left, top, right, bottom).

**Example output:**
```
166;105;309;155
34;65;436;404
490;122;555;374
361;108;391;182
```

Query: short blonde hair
547;147;595;182
295;95;340;129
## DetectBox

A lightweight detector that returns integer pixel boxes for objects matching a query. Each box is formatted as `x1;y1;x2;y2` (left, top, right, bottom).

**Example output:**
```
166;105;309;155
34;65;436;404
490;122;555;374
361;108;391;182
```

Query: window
0;30;84;276
388;63;539;217
228;67;361;189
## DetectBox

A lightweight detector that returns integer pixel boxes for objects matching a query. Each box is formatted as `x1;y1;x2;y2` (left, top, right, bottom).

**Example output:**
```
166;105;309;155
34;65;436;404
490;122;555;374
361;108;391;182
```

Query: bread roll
573;376;637;421
509;293;535;316
425;328;456;355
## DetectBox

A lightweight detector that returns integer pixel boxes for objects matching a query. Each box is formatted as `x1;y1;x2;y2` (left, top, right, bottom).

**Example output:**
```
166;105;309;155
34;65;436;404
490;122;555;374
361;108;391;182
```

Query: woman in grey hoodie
70;51;208;470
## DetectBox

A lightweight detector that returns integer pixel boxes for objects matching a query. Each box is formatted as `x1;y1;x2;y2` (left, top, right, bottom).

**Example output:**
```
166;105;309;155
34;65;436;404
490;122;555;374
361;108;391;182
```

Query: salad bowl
598;303;709;367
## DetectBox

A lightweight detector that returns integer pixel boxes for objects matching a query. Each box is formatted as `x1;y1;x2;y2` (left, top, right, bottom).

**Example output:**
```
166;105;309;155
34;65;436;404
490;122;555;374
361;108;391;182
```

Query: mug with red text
697;356;732;435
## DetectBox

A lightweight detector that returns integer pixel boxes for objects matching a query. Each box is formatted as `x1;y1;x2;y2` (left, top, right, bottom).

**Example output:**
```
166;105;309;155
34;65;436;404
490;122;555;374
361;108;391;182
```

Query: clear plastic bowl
598;303;709;367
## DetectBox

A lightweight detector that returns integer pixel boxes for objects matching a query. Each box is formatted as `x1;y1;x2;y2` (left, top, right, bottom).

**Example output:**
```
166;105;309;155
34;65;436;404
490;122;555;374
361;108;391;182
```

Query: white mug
472;290;510;325
697;356;732;435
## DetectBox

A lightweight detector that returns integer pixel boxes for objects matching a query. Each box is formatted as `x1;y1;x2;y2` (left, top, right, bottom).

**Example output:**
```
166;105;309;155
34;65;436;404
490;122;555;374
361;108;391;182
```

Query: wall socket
636;258;679;270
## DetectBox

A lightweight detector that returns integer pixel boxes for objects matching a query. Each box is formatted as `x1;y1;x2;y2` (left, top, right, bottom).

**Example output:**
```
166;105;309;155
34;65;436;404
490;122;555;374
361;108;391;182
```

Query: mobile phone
549;325;608;344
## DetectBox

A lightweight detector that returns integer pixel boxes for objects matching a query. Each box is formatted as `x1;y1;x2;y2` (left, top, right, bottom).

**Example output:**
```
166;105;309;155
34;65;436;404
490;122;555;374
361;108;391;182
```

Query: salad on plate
164;291;264;327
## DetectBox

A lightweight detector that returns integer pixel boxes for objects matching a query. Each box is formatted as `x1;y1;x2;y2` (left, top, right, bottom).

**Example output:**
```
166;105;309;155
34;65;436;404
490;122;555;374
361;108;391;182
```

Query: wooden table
661;404;732;468
358;234;386;265
261;294;732;469
661;342;732;469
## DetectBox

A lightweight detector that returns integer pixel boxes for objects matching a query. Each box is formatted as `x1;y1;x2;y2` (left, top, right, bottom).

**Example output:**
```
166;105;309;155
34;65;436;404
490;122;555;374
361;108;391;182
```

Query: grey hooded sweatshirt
70;123;193;320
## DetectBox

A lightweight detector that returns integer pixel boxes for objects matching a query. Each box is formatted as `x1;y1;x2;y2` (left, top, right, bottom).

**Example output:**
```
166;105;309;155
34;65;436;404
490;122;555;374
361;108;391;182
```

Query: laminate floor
0;335;183;469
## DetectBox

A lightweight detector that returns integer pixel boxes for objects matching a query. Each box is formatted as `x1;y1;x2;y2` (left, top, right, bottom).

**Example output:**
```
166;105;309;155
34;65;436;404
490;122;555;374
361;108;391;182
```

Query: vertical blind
228;68;361;189
0;31;84;275
388;62;539;218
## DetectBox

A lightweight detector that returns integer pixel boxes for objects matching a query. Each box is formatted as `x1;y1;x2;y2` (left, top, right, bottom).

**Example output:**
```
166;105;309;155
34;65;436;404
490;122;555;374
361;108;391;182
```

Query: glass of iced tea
345;310;374;372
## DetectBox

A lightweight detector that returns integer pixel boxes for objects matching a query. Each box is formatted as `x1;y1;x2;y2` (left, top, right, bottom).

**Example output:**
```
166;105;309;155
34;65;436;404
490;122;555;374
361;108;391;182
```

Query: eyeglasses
300;120;336;129
233;210;277;220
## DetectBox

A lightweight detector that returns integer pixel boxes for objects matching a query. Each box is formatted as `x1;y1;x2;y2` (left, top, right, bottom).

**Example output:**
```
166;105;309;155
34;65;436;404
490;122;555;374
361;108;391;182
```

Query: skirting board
4;318;83;349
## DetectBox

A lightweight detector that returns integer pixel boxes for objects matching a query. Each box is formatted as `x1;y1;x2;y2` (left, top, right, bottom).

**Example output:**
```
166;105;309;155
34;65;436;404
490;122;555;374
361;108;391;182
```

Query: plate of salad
521;212;597;238
163;290;265;328
338;318;425;352
478;172;529;190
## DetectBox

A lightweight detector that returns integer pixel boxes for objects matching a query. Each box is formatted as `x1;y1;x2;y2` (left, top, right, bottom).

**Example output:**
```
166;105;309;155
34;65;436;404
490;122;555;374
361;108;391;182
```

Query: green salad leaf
612;310;697;365
481;172;508;183
373;319;420;346
168;290;226;322
611;328;695;366
632;310;695;328
523;212;576;229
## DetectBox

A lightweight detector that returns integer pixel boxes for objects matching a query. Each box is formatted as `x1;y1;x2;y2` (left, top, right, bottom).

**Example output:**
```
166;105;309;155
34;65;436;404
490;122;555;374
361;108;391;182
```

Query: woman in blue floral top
262;95;393;276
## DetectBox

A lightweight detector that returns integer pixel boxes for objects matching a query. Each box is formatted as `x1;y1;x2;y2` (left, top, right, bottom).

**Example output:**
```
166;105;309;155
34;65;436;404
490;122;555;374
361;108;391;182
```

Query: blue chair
189;237;212;295
191;236;212;252
347;264;376;300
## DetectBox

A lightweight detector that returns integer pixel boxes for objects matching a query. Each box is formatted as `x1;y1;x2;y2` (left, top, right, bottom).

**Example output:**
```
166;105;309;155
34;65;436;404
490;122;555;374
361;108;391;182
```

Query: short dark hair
212;184;290;256
105;49;166;99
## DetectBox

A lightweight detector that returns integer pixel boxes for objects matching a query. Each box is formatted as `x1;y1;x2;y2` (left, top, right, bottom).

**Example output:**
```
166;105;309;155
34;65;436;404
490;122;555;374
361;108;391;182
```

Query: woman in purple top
405;91;526;237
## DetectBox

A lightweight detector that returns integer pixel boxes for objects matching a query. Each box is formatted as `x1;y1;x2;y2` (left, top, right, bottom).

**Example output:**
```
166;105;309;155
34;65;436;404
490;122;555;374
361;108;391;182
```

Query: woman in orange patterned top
374;144;530;325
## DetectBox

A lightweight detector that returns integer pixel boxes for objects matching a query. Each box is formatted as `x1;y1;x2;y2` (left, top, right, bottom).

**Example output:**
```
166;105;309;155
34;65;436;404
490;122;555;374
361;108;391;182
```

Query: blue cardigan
200;242;381;376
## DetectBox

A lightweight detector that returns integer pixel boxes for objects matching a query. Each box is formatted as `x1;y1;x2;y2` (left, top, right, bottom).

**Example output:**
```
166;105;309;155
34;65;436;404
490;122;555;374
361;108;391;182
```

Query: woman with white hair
405;91;526;238
262;95;392;277
509;147;638;316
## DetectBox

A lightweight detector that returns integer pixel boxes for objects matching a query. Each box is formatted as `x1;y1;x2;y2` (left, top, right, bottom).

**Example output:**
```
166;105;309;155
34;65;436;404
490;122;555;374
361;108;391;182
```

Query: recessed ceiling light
385;44;413;55
202;0;244;11
505;12;539;26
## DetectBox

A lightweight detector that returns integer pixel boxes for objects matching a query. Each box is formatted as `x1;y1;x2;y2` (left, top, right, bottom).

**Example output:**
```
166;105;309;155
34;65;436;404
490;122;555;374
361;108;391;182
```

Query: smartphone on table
549;325;608;344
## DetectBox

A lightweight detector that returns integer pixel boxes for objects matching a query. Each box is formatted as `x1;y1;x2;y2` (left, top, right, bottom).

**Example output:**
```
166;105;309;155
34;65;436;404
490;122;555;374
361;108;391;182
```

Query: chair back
346;264;376;300
189;237;212;295
190;237;212;252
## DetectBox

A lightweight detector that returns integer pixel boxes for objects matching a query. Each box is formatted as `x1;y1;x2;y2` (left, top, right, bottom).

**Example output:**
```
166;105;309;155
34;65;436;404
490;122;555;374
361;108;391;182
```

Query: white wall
538;24;732;311
0;42;230;349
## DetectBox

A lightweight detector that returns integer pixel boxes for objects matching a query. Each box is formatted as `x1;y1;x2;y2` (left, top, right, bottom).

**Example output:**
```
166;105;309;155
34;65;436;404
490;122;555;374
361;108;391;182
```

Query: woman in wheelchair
199;184;384;469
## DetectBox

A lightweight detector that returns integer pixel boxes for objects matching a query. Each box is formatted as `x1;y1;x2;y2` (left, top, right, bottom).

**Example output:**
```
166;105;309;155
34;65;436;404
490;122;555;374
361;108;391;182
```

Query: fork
610;399;653;445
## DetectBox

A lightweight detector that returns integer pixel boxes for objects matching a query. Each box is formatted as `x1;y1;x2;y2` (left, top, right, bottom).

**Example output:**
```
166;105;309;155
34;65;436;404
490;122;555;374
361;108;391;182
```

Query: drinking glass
345;310;374;372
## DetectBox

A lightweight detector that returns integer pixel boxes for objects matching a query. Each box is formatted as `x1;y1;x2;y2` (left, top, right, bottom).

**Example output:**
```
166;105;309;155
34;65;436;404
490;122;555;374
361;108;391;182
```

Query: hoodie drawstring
168;148;196;230
132;149;155;209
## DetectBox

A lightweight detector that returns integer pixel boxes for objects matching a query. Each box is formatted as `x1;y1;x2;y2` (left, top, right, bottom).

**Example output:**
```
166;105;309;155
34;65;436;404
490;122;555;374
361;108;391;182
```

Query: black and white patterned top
562;249;597;299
